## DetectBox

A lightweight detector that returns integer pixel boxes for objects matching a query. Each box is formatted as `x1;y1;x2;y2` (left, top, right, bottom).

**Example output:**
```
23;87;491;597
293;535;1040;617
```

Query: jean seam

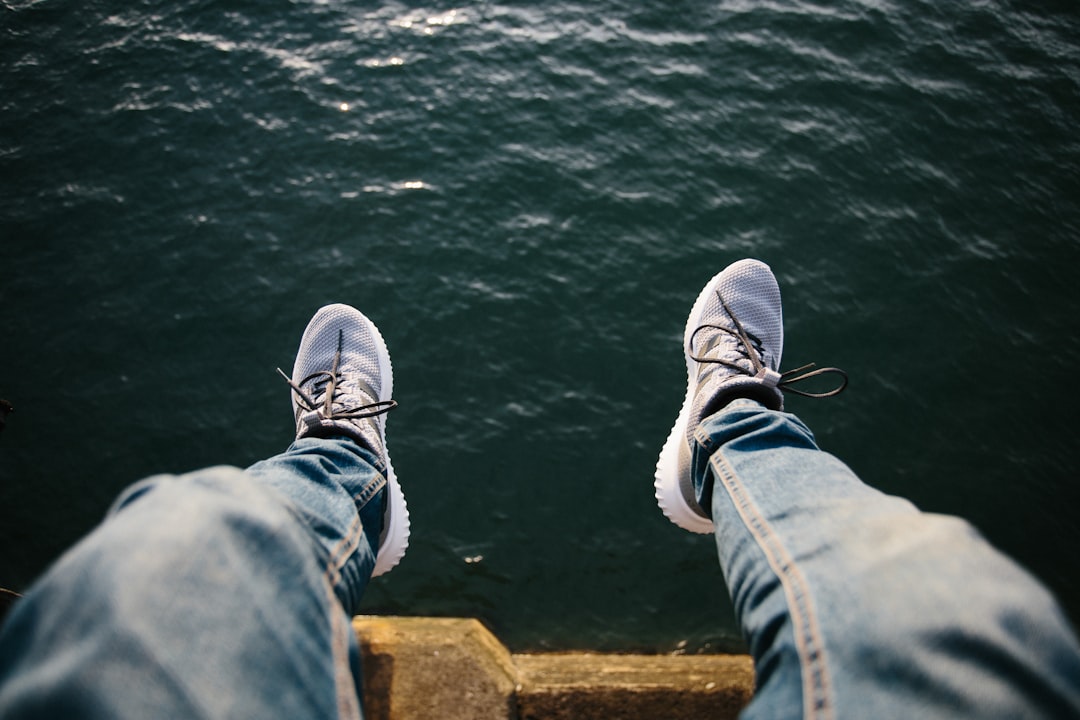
325;514;364;590
326;577;363;720
321;462;384;589
353;473;387;508
712;452;835;720
694;424;716;450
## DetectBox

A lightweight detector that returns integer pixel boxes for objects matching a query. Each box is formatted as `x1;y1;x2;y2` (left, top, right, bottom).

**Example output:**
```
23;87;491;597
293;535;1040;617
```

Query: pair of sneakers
284;259;844;576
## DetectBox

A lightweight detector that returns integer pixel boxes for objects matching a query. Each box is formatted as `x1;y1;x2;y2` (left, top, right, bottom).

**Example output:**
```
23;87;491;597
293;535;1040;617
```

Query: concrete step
355;616;754;720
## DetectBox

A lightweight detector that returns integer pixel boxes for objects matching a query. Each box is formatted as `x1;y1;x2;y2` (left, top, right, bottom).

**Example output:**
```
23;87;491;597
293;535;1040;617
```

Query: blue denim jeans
695;399;1080;719
0;437;385;719
3;406;1080;718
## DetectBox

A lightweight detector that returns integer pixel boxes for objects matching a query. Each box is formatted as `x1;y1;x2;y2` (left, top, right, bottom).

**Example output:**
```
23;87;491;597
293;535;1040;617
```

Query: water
2;0;1079;652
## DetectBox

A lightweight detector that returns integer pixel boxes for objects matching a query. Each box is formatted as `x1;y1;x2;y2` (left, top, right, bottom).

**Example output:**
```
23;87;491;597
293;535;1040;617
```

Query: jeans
695;399;1080;719
0;437;385;719
3;405;1080;718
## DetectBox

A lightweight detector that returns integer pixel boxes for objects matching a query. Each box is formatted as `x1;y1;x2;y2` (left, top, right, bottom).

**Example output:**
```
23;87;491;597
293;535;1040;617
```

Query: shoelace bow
689;292;848;399
276;349;397;420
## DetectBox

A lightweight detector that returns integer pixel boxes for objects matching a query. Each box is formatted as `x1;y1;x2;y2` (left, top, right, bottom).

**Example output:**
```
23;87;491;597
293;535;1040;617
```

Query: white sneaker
654;259;846;534
281;303;409;576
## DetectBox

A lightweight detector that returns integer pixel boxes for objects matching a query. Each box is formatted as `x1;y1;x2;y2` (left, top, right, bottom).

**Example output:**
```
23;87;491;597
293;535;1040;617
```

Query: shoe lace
276;349;397;420
689;292;848;399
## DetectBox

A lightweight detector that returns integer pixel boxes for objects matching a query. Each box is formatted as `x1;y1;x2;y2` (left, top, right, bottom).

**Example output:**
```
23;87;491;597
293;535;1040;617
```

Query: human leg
656;259;1080;718
0;304;406;719
698;400;1080;719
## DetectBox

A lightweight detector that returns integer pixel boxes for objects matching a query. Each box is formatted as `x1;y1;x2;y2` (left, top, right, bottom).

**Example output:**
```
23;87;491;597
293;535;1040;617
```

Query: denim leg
244;436;387;616
694;399;1080;719
0;437;384;720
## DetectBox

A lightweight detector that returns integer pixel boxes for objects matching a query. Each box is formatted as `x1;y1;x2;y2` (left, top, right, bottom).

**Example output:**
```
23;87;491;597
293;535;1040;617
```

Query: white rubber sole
373;459;409;577
654;270;723;535
360;311;410;577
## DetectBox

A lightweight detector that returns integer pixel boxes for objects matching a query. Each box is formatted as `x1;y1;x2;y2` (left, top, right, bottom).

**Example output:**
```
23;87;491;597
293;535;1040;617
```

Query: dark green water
3;0;1079;652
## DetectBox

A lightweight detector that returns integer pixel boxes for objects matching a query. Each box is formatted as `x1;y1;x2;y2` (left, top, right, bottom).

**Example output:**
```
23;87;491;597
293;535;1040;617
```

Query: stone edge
354;616;754;720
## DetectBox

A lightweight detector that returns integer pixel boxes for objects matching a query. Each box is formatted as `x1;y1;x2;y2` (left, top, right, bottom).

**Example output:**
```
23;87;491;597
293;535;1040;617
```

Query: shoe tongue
312;368;379;415
696;322;758;371
307;374;335;406
722;290;784;371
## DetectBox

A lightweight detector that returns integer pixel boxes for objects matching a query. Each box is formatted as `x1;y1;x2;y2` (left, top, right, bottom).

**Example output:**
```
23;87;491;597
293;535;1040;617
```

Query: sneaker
654;259;847;533
279;303;409;576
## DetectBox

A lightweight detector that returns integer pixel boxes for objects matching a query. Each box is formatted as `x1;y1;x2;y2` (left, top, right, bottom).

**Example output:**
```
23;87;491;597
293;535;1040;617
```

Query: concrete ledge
354;616;754;720
515;653;754;720
356;616;518;720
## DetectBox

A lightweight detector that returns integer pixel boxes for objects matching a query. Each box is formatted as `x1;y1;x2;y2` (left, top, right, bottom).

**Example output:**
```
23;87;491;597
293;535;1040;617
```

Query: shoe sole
359;311;410;577
654;270;724;535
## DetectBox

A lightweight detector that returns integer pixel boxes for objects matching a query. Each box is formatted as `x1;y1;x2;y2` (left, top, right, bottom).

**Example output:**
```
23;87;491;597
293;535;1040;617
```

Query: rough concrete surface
356;616;518;720
515;653;754;720
354;616;754;720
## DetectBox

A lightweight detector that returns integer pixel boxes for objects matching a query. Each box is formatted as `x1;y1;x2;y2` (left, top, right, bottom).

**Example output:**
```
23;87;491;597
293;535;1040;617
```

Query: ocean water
2;0;1079;652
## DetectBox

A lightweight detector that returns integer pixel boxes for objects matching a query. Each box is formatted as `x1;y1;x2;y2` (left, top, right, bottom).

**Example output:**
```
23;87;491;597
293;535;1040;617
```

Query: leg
0;440;381;718
0;304;407;718
655;259;1080;718
698;399;1080;719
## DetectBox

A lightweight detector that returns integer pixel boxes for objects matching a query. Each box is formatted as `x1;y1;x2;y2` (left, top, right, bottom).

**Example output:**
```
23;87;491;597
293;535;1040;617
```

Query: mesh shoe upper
654;259;847;534
282;303;408;576
686;259;786;436
286;304;395;457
